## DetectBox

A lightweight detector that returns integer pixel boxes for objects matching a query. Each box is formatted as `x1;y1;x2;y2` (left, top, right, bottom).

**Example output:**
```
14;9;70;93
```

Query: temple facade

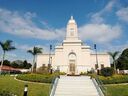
36;16;110;75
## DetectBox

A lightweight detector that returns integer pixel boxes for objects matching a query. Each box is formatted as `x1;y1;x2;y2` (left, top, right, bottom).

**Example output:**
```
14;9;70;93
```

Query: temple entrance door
68;52;76;75
69;60;75;75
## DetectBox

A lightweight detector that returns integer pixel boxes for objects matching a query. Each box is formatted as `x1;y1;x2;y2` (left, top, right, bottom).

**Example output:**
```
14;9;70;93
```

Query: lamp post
23;84;28;96
48;45;52;73
49;45;52;64
94;44;99;74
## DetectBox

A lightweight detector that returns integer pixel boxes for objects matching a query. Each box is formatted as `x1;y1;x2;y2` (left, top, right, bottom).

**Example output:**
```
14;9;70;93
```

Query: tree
3;60;11;66
23;60;32;69
0;40;16;74
11;60;23;68
108;51;120;73
27;46;42;72
117;48;128;70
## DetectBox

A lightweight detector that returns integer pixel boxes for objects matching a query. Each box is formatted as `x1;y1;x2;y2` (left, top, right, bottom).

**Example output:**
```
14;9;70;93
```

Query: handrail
92;78;104;96
50;76;59;96
94;73;107;96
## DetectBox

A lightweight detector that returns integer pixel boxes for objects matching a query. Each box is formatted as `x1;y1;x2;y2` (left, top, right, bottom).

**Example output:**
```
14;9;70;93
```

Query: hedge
16;73;58;83
99;75;128;84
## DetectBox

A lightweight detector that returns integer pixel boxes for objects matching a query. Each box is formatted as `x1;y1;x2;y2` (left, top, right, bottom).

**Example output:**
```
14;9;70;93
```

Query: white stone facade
36;16;110;74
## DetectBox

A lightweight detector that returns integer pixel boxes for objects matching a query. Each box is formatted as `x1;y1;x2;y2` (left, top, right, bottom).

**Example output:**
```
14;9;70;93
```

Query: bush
99;75;128;84
80;72;86;75
16;73;58;83
101;67;114;77
59;72;66;75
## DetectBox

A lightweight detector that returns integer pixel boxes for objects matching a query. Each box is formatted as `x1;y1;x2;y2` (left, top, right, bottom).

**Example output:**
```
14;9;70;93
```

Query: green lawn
106;84;128;96
0;75;50;96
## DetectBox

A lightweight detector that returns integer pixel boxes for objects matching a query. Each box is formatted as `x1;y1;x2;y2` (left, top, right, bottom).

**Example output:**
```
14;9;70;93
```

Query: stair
54;76;100;96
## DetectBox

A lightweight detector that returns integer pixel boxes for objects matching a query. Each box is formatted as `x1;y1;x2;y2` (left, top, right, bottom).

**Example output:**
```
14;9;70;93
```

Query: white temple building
36;16;110;75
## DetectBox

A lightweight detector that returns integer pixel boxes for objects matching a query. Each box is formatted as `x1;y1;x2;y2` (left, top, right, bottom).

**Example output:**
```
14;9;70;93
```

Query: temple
36;16;110;75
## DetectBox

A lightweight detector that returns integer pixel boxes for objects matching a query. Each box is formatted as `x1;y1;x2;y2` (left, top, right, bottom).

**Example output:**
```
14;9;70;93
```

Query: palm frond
27;50;34;55
28;46;43;56
0;40;16;51
108;51;120;60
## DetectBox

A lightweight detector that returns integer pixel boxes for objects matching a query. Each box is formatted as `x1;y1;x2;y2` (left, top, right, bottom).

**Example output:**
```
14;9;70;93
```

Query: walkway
54;76;100;96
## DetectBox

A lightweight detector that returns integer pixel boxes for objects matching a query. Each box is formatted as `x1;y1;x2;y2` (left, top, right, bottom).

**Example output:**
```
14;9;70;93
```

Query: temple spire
71;16;73;20
66;16;78;40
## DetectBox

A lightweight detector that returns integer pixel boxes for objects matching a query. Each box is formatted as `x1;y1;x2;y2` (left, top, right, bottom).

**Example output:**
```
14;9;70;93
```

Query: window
70;28;74;36
101;64;104;69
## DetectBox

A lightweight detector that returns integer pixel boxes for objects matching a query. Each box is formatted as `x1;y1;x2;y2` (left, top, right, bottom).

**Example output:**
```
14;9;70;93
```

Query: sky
0;0;128;63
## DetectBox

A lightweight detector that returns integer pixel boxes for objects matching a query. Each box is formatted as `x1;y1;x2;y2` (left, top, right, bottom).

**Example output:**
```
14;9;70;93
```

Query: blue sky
0;0;128;62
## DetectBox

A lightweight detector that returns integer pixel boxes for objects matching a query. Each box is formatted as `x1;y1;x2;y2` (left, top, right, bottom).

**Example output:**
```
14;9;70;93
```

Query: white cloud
79;23;122;44
15;43;50;53
0;8;65;40
91;0;116;23
116;7;128;22
83;0;123;44
102;42;128;53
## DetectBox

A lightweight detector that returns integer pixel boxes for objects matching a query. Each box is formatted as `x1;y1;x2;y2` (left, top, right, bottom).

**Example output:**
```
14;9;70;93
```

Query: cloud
91;0;116;23
102;42;128;52
0;8;65;40
82;0;122;44
79;23;122;44
116;7;128;22
15;43;50;53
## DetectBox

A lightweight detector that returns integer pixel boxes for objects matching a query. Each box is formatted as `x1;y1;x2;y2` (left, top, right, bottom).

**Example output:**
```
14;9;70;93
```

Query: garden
0;75;51;96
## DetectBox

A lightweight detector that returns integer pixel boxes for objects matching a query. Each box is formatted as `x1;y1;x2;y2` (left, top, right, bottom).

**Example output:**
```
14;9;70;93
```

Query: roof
0;66;20;71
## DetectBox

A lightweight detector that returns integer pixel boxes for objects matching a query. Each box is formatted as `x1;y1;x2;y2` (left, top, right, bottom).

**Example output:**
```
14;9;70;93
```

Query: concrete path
54;76;100;96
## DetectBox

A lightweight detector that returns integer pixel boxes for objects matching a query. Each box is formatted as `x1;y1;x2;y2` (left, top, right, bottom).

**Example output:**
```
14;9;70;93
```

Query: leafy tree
27;46;42;72
0;40;16;74
23;60;32;69
3;60;11;66
117;48;128;70
11;61;19;68
10;60;32;69
108;51;120;73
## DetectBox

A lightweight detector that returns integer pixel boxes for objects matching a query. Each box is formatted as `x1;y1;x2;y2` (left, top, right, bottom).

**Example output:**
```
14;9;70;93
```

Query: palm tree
27;46;42;72
108;51;120;74
0;40;16;74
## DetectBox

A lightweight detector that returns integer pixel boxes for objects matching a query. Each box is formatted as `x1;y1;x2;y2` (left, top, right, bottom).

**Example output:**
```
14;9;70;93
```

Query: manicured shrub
59;72;66;75
99;75;128;84
16;73;58;83
80;72;87;75
101;67;114;77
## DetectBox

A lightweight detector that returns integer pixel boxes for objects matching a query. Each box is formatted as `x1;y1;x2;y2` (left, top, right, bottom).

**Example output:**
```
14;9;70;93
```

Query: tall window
70;28;74;36
101;64;104;69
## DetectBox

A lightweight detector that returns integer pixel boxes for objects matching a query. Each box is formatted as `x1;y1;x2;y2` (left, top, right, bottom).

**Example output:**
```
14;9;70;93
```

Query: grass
0;75;50;96
106;84;128;96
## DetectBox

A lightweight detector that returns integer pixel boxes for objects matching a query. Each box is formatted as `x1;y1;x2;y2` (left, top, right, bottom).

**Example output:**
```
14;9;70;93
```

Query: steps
54;76;100;96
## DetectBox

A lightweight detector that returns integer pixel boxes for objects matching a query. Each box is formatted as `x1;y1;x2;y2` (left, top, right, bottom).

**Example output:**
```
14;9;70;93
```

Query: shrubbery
59;72;66;75
16;73;58;83
80;72;86;75
99;75;128;84
101;67;114;77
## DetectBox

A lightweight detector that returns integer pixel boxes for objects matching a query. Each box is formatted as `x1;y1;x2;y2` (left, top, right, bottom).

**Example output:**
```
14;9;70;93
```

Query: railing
92;73;107;96
49;76;59;96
